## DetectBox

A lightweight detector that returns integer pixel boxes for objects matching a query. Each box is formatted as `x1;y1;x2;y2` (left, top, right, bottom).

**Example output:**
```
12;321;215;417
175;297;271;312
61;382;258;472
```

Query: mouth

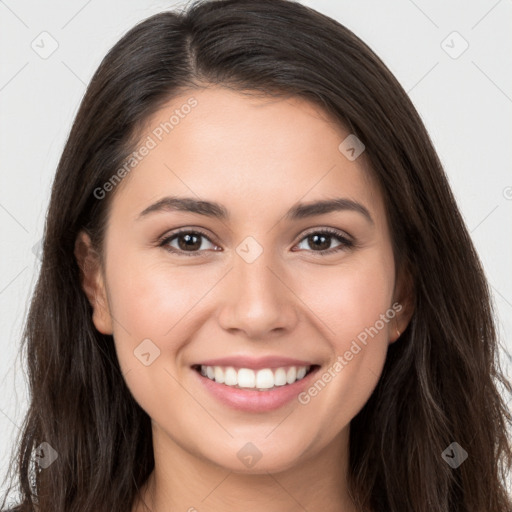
191;363;320;391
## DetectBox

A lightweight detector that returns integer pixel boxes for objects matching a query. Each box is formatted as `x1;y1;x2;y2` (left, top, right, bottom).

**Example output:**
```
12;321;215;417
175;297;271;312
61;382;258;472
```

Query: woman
2;0;511;511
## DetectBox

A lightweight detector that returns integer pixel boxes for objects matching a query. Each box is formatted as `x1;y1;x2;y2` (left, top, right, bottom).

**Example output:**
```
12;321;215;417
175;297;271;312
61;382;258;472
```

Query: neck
133;424;357;512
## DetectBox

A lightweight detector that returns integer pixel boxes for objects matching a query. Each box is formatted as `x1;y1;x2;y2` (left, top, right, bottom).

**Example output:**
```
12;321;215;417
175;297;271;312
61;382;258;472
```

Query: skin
76;86;413;512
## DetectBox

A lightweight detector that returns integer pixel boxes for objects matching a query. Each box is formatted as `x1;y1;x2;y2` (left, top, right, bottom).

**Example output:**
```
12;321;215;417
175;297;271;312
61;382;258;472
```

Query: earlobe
390;309;411;344
390;266;415;343
74;231;113;335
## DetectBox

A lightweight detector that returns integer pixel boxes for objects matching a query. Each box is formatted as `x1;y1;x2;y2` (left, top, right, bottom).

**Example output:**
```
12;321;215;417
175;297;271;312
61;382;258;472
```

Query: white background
1;0;511;496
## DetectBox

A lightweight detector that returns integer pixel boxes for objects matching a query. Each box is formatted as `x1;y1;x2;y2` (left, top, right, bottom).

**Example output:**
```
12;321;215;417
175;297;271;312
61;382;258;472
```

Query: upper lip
193;355;317;370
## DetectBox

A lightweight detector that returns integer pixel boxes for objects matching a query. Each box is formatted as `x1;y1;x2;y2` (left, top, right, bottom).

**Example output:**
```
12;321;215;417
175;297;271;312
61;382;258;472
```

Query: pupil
178;233;201;251
310;234;330;251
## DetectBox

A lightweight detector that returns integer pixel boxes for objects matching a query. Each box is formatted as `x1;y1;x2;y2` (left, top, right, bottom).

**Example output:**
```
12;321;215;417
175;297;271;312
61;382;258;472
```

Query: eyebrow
137;196;374;224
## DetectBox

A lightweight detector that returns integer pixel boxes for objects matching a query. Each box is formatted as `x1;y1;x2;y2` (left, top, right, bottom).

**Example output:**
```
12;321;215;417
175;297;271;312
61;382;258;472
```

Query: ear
389;263;415;344
74;230;113;335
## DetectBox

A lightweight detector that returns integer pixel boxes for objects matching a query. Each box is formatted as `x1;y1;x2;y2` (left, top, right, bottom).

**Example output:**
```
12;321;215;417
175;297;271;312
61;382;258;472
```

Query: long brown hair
2;0;511;510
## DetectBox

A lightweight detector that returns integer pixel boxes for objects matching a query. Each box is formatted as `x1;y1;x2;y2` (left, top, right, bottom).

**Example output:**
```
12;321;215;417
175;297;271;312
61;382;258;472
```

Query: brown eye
161;230;218;256
294;229;353;255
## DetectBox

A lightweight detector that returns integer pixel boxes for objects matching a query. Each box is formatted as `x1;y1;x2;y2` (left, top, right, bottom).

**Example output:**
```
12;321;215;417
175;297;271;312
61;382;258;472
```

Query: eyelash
158;227;354;257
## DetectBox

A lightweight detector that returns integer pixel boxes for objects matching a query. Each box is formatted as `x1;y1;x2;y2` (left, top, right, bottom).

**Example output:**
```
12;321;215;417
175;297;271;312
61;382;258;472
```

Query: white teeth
237;368;255;388
274;368;287;386
214;366;224;384
286;366;297;384
224;367;237;386
198;364;312;390
255;369;274;389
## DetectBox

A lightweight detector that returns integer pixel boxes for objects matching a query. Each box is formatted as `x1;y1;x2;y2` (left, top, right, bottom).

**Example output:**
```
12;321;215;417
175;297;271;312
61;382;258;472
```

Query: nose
216;246;299;340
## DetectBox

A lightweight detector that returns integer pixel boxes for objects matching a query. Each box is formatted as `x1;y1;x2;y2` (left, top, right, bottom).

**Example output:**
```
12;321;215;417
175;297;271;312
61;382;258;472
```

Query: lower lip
192;366;320;413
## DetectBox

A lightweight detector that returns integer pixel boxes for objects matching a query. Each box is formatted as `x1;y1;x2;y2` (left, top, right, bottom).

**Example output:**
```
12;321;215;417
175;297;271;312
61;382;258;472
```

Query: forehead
109;86;385;226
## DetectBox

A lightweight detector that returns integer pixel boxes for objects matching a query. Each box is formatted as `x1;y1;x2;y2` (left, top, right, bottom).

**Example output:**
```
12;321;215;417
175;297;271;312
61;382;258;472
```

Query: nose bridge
217;235;298;336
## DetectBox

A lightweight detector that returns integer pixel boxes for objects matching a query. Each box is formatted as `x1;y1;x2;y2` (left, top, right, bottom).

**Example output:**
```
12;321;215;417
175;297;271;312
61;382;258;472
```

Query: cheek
104;253;211;413
104;244;233;385
297;251;395;344
106;257;210;340
293;253;395;426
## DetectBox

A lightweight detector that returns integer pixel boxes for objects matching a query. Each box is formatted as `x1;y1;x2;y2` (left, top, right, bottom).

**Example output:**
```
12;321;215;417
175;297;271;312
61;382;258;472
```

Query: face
77;86;411;474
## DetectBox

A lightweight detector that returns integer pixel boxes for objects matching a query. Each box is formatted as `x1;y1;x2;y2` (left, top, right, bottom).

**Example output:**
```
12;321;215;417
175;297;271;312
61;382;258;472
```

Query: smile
191;363;321;412
194;364;315;391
